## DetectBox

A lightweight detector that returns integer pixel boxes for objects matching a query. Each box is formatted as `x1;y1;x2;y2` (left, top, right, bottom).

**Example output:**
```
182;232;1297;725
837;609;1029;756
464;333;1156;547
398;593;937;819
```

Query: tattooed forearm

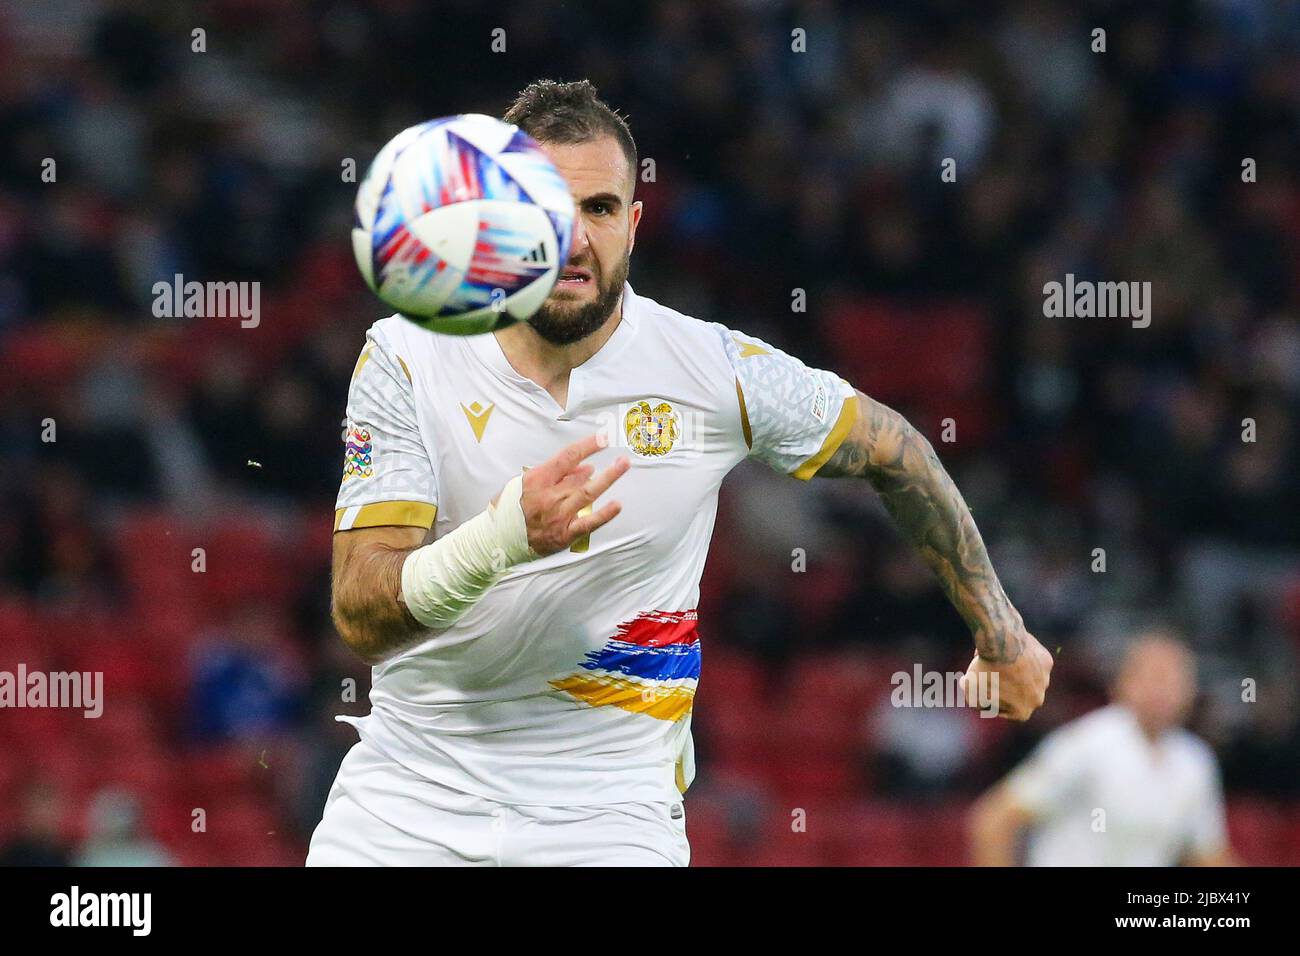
821;390;1024;662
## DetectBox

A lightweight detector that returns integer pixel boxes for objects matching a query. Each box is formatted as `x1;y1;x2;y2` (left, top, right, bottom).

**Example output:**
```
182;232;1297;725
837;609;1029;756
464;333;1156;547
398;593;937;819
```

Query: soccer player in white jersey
307;79;1053;866
969;630;1236;866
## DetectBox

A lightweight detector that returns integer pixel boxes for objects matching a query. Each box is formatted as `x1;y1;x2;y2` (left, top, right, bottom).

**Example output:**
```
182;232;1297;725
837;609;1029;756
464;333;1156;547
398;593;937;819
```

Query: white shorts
306;740;691;867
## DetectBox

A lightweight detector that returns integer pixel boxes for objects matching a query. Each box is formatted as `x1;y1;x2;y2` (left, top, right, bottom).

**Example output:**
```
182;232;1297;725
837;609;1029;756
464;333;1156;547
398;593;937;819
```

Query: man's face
528;135;641;345
1116;636;1197;733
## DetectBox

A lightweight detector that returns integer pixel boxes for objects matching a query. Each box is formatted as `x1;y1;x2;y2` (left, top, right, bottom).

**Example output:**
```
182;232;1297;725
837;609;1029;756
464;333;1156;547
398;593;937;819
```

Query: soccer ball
352;114;575;335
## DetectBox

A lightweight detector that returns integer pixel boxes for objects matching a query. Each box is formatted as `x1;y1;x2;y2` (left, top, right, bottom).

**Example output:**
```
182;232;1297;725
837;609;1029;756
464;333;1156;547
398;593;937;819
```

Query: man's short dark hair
504;79;637;180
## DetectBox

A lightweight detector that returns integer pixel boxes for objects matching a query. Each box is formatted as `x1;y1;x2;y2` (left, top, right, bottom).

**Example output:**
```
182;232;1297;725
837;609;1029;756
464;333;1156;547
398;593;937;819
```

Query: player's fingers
568;500;622;538
962;673;991;711
535;433;607;484
556;458;623;509
555;463;596;491
574;455;630;504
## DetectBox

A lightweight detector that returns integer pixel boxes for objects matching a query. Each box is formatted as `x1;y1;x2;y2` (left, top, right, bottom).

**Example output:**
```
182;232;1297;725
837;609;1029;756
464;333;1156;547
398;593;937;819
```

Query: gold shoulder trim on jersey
732;334;770;358
334;500;437;531
351;346;373;380
792;392;859;480
396;355;413;384
735;377;753;449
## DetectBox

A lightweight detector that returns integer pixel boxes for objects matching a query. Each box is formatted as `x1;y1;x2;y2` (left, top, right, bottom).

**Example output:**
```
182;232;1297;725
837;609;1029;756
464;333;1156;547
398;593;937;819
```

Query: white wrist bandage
399;473;538;629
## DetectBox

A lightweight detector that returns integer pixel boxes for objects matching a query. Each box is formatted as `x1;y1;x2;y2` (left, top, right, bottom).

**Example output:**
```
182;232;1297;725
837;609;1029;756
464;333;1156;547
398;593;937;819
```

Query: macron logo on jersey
460;401;495;442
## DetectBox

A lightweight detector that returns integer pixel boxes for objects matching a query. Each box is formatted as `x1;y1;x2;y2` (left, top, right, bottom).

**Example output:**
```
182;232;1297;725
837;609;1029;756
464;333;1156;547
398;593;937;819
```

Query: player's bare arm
967;783;1035;865
331;432;629;665
1186;847;1239;867
819;388;1052;720
332;524;428;664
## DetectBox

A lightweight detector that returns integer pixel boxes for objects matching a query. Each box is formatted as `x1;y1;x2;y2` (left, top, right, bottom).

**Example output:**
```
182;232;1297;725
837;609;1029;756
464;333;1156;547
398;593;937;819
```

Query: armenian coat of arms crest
624;400;679;457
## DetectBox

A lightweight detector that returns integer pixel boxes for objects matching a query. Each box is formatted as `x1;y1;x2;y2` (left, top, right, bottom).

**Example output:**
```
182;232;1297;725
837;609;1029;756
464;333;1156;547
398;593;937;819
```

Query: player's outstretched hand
515;432;630;556
959;626;1053;721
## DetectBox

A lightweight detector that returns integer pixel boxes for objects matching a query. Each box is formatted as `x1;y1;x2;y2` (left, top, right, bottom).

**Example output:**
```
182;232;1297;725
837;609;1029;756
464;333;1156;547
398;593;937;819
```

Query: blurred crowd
2;0;1299;865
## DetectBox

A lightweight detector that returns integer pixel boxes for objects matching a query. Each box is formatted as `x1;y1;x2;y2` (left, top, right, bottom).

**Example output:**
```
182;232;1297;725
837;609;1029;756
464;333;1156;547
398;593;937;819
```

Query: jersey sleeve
1004;723;1091;819
334;324;439;532
714;324;858;479
1186;748;1229;860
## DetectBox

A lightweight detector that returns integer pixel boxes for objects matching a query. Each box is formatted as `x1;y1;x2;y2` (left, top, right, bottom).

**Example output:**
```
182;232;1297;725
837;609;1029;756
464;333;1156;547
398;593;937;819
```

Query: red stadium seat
824;299;994;447
701;757;775;795
1277;811;1300;867
715;803;836;867
786;651;900;714
179;747;265;798
1228;799;1291;866
112;511;204;614
817;802;918;866
766;698;861;757
680;798;733;867
200;517;299;607
197;795;291;866
1;325;103;394
699;646;767;703
786;560;858;635
742;839;830;867
911;804;971;866
694;697;767;760
767;755;860;805
0;640;49;674
693;648;770;760
0;598;42;648
78;701;148;741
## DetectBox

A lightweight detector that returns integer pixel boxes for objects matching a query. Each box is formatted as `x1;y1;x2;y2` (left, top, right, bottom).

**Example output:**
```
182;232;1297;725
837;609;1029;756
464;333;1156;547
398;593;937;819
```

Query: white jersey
1007;704;1228;866
333;283;858;806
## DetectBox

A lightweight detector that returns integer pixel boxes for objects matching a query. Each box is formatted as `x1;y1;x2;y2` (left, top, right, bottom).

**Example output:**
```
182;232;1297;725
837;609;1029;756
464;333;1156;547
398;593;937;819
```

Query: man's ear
628;199;643;253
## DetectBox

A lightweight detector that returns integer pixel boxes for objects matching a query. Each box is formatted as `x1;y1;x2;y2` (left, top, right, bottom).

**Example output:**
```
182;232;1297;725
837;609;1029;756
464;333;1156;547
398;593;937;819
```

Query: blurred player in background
307;79;1052;867
969;629;1236;866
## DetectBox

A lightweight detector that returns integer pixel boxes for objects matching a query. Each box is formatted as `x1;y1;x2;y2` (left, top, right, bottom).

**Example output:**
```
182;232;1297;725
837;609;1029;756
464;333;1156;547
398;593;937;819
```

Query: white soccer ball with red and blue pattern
352;114;575;334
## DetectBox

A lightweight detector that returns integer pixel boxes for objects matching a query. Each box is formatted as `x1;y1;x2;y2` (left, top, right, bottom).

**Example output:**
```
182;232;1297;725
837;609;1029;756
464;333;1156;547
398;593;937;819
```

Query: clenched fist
960;626;1053;721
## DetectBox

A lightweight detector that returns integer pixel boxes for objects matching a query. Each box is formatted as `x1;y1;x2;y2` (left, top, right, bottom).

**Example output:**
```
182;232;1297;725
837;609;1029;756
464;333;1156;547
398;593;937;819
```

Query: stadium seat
694;697;768;760
699;646;767;702
824;299;994;446
179;746;267;797
204;519;286;600
786;651;900;713
680;799;733;867
818;802;918;866
910;804;971;866
742;838;830;867
1227;799;1290;866
767;755;861;805
0;598;42;649
766;699;861;757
